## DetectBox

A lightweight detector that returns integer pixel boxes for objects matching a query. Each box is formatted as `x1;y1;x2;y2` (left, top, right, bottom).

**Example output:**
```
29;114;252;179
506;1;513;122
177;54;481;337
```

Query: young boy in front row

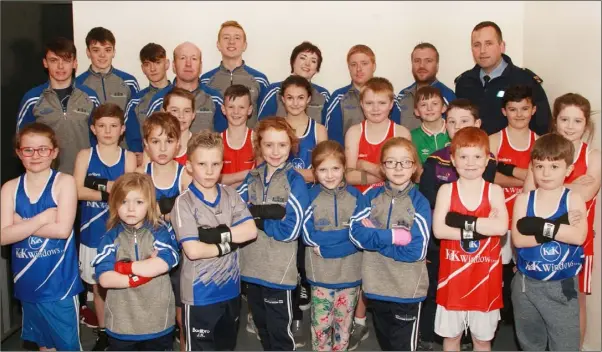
1;123;82;351
417;99;497;350
411;86;449;165
511;133;587;351
170;131;258;351
432;127;509;352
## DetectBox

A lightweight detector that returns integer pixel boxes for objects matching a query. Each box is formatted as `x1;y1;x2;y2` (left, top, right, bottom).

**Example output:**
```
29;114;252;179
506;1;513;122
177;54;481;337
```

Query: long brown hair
106;173;159;230
551;93;595;143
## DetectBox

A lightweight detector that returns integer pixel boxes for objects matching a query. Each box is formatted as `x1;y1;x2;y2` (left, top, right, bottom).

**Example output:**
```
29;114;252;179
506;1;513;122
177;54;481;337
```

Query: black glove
254;218;265;231
158;195;178;215
84;175;108;192
198;224;232;244
101;190;109;202
445;212;486;241
249;204;286;220
517;215;567;244
216;242;239;257
496;161;516;177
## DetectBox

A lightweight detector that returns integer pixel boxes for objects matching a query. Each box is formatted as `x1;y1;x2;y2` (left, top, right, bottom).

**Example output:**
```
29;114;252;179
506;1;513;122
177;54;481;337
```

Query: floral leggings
310;286;360;351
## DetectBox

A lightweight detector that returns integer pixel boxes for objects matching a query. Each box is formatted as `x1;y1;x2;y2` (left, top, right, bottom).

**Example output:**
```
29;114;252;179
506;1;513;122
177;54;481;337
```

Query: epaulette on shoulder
454;73;464;84
522;67;543;84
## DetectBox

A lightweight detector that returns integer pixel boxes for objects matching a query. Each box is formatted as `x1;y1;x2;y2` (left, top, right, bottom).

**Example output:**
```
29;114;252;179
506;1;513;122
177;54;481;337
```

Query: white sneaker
246;313;260;340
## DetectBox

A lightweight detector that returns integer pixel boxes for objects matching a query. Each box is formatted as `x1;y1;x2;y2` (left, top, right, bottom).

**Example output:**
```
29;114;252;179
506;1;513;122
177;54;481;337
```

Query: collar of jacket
466;54;515;80
250;161;293;182
150;80;172;92
319;182;348;196
119;220;153;235
172;77;204;93
88;65;114;78
43;79;78;93
401;79;442;96
219;60;246;73
383;181;414;198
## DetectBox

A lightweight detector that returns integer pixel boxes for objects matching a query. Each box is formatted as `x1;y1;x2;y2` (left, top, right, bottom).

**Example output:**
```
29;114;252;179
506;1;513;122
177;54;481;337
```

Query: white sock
354;316;366;326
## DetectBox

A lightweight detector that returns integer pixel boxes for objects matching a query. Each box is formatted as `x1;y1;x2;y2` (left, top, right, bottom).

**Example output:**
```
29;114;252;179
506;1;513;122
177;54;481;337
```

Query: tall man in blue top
455;21;551;135
325;44;401;146
147;41;227;132
201;20;269;128
76;27;142;152
397;43;456;131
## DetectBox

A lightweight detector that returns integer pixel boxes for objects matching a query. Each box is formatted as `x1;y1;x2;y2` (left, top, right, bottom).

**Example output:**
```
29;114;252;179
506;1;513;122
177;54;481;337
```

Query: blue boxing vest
516;188;584;281
12;169;84;302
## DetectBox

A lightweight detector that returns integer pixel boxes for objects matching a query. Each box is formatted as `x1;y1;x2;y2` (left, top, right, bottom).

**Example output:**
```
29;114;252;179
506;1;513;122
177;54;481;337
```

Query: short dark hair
446;98;480;120
85;27;116;47
472;21;503;43
44;37;77;61
502;85;533;107
415;86;443;108
412;42;439;63
224;84;252;104
162;87;196;111
290;41;323;73
280;75;312;99
531;133;574;165
139;43;166;63
91;103;124;125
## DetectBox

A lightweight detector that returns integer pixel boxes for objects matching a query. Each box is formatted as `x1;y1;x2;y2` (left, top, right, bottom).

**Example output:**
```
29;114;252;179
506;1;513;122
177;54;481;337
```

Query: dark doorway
1;1;74;185
0;1;73;343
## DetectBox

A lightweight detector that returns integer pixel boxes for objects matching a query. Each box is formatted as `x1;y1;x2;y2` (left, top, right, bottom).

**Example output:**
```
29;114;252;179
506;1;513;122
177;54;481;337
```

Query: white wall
524;2;601;350
73;1;525;93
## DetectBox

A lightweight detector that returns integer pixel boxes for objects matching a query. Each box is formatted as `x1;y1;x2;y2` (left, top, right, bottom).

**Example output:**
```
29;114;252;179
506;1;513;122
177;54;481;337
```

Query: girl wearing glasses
349;136;432;351
1;123;83;351
301;140;363;351
343;77;411;345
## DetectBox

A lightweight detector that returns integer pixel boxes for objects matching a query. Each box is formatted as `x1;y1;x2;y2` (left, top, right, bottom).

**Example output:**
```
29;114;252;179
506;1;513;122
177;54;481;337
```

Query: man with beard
397;43;456;131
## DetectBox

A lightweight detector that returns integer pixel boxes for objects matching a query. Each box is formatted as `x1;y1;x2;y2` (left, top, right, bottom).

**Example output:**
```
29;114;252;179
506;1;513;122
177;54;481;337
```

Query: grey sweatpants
511;271;579;351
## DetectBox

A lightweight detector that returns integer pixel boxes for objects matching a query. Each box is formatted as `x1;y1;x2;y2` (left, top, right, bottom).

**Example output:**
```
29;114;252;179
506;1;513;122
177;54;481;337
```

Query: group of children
4;21;600;352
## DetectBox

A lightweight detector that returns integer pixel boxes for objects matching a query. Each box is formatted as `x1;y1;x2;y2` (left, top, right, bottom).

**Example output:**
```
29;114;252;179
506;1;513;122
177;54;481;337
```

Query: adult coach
146;41;226;132
397;43;456;131
455;21;551;135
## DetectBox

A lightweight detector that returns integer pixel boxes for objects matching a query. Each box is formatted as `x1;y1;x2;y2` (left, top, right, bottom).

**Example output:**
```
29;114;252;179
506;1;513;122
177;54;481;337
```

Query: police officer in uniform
455;21;551;136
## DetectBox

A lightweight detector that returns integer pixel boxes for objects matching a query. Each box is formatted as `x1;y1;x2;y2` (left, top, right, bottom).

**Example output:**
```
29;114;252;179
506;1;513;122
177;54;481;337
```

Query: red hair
450;127;490;156
253;116;299;159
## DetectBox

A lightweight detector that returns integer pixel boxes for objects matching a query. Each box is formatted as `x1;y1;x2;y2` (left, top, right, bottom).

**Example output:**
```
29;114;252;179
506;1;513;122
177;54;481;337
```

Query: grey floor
1;299;518;351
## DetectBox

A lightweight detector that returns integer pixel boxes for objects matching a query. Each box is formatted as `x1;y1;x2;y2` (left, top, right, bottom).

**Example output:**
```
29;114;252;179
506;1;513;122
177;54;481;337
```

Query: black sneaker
299;284;310;311
348;323;369;351
417;340;435;351
92;329;109;351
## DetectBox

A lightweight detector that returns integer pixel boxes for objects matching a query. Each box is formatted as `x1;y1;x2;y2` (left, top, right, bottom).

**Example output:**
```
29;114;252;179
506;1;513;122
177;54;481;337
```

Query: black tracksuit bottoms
246;282;296;351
